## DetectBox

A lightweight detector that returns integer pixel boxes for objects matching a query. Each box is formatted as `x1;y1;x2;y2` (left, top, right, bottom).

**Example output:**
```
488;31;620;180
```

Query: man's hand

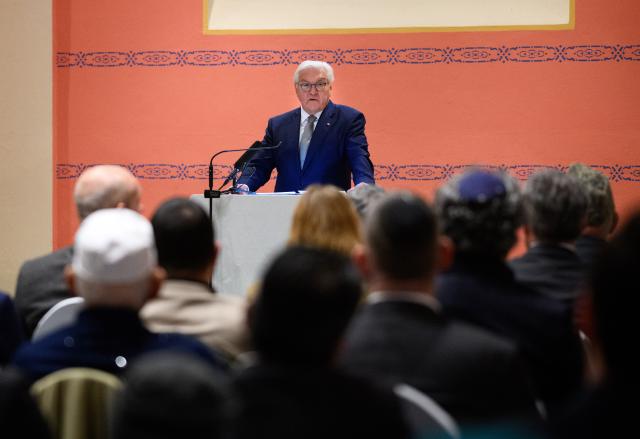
235;184;250;194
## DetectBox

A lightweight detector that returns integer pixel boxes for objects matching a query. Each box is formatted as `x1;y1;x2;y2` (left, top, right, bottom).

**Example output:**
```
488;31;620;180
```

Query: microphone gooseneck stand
204;142;280;219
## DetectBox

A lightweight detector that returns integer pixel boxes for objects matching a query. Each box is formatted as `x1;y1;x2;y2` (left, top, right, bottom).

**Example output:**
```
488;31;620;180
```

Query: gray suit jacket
14;246;73;338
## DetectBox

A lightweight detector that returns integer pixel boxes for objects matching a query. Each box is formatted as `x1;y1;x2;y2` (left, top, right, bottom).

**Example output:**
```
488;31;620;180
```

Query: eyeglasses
297;81;330;92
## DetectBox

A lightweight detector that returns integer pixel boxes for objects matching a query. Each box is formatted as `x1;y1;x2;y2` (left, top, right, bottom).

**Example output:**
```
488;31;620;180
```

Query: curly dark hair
435;169;523;259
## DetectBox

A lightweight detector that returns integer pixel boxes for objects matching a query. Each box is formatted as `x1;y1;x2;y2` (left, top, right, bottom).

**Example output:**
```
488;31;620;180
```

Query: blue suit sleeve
345;112;375;185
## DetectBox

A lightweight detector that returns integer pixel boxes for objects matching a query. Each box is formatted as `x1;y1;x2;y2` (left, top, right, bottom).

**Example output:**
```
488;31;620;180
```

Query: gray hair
347;183;386;219
293;61;334;84
523;169;588;243
567;163;616;228
435;170;523;259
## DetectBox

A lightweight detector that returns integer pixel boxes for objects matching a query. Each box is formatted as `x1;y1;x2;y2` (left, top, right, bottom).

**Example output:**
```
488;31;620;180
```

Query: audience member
552;212;640;438
0;369;51;438
13;209;227;382
340;192;536;427
567;163;618;343
230;246;409;439
509;169;589;305
288;185;362;255
567;163;618;268
347;182;386;219
1;291;24;367
15;165;142;337
111;351;230;439
434;170;584;417
141;198;250;362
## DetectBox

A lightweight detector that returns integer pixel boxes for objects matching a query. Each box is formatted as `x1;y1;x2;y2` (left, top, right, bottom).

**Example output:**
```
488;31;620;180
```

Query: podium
191;193;301;295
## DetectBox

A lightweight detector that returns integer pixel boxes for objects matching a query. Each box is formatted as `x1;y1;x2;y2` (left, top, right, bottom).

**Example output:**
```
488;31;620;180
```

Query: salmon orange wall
53;0;640;248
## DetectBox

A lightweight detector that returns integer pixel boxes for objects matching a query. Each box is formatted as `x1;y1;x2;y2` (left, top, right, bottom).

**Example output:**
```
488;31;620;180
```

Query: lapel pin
326;122;331;126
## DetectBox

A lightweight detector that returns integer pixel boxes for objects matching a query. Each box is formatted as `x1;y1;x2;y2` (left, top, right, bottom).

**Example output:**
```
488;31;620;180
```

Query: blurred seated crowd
0;163;633;439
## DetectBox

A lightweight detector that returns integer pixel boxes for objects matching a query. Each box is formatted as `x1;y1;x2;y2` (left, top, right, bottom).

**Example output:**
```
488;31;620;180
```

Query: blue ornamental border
56;44;640;68
55;163;640;183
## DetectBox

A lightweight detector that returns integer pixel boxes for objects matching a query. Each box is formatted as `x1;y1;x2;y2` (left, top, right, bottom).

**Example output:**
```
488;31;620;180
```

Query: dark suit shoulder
325;102;363;124
342;300;535;424
233;364;409;439
509;245;586;302
270;102;363;124
445;319;519;356
332;102;362;115
19;246;73;273
270;107;300;125
347;300;520;369
15;246;75;337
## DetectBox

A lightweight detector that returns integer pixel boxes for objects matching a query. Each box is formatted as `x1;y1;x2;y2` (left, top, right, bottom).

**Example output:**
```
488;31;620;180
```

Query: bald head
74;165;141;220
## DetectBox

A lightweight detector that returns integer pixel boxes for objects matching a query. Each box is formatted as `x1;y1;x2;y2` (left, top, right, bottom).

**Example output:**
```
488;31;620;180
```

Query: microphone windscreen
234;141;265;169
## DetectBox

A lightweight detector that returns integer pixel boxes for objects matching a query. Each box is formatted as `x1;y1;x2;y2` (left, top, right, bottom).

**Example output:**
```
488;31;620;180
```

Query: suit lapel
284;109;302;170
302;101;336;172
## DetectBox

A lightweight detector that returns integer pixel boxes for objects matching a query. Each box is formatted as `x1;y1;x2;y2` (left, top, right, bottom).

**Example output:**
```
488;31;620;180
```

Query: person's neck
527;231;576;249
581;225;610;241
369;276;433;295
166;269;212;288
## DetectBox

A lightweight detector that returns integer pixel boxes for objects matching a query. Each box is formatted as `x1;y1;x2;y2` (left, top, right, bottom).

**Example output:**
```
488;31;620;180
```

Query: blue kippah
458;171;506;202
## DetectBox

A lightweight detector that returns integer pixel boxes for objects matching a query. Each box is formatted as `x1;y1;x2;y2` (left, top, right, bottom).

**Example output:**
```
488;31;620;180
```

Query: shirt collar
530;241;577;252
300;108;323;124
367;291;441;313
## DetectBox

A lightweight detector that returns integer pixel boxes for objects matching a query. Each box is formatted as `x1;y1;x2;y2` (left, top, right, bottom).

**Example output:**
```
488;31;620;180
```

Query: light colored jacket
141;279;250;361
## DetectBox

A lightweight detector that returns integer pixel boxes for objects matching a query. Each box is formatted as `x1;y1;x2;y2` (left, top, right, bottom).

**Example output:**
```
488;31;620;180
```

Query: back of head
567;163;616;230
111;351;229;439
251;246;362;365
347;183;386;220
0;369;51;438
74;165;141;220
435;170;522;260
71;209;157;308
289;185;362;255
152;198;214;276
590;212;640;386
367;192;438;280
523;169;588;243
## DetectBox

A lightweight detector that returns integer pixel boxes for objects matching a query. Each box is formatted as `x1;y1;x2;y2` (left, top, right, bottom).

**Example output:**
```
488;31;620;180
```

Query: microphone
203;141;280;219
234;141;264;170
218;141;264;190
219;141;282;191
205;141;280;199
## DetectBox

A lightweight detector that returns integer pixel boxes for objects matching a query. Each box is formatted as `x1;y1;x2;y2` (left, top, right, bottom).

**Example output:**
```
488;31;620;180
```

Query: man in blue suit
237;61;375;192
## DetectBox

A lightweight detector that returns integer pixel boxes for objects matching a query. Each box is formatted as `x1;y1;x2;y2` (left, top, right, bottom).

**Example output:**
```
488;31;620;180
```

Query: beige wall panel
0;1;52;294
208;0;571;31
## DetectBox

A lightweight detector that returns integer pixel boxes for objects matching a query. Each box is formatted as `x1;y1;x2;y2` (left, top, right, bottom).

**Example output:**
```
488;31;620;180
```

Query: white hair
293;61;334;84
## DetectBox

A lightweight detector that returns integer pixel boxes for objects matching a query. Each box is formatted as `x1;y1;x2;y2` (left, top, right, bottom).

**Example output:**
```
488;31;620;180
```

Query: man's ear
523;224;533;248
211;241;220;267
351;243;370;279
436;235;454;272
147;267;166;301
246;301;256;333
63;265;78;297
610;211;619;235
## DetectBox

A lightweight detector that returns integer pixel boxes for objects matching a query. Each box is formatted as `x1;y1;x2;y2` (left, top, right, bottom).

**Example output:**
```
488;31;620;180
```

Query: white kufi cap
72;208;157;283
